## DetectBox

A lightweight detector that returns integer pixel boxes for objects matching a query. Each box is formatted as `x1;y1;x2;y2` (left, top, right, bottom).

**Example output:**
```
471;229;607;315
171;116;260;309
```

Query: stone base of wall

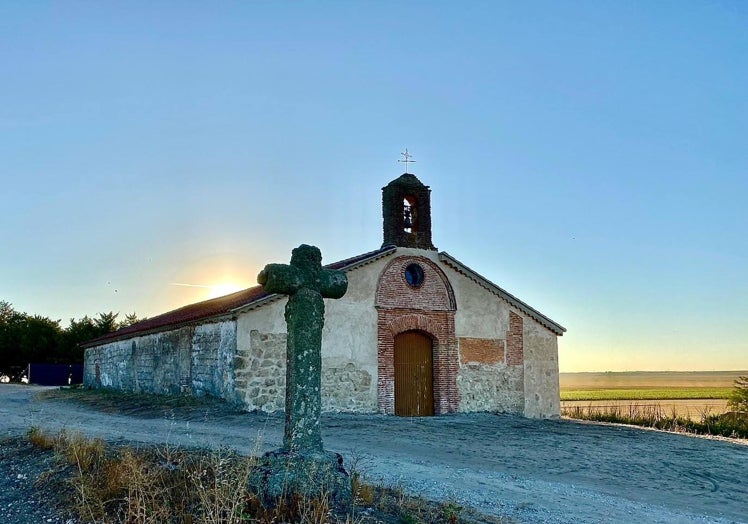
457;363;524;413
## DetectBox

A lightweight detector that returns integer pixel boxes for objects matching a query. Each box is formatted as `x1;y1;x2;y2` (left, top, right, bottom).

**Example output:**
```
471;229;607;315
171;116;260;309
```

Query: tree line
0;301;143;378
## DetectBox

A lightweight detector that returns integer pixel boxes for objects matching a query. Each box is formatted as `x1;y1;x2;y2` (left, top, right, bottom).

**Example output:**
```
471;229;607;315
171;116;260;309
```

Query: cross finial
398;148;416;173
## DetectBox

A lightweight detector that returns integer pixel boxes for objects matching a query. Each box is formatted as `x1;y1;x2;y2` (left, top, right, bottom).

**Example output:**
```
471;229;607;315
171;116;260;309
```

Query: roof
438;252;566;336
83;246;397;347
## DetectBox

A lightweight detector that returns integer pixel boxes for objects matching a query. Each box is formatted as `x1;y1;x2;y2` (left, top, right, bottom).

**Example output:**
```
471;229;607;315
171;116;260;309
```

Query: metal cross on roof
398;148;416;173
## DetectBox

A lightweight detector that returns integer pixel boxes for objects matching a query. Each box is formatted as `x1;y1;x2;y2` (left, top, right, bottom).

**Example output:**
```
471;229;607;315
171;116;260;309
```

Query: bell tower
381;173;436;250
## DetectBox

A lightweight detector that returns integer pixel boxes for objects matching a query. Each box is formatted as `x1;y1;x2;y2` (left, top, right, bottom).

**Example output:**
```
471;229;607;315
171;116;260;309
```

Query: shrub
727;376;748;413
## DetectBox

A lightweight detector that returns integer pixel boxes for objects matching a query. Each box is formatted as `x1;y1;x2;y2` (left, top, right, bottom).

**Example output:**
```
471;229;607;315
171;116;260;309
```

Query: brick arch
388;313;438;336
375;256;457;311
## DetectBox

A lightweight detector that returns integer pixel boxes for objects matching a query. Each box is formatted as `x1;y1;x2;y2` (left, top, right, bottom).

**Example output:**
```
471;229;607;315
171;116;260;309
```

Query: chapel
83;172;565;418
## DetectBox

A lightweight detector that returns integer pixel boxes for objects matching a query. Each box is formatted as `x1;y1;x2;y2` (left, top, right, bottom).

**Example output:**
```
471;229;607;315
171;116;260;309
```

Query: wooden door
394;331;434;416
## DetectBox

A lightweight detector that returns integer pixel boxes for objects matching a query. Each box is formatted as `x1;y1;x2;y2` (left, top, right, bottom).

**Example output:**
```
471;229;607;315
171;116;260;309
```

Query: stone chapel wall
84;320;238;403
84;248;560;417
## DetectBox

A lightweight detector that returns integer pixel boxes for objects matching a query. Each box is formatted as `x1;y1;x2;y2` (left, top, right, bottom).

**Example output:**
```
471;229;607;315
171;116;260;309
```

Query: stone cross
257;244;348;454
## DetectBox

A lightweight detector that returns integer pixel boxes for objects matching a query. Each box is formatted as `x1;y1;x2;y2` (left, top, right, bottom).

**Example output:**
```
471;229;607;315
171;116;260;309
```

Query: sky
2;1;746;372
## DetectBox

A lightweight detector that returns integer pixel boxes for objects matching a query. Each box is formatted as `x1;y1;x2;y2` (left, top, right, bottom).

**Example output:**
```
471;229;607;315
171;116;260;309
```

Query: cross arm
257;263;302;295
318;269;348;299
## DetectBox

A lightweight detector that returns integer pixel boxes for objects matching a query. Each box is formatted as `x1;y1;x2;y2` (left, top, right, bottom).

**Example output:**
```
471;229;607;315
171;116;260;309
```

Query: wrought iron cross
398;148;416;173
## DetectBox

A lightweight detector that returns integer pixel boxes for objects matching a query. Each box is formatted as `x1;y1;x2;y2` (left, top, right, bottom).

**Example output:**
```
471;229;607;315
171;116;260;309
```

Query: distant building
83;173;565;418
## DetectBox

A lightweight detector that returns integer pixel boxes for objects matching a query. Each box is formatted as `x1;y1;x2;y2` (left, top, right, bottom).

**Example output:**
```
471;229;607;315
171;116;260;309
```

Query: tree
727;376;748;413
0;301;16;323
0;303;63;373
119;312;143;329
0;301;25;375
0;302;143;372
94;312;119;334
20;315;62;363
58;316;99;364
59;312;128;364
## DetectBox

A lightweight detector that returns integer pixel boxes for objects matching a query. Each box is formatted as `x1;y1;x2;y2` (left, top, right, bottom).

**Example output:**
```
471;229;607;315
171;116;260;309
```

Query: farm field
560;387;732;401
560;370;746;420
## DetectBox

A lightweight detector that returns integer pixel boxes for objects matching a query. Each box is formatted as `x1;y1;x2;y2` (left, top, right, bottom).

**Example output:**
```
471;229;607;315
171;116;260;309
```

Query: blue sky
2;2;746;372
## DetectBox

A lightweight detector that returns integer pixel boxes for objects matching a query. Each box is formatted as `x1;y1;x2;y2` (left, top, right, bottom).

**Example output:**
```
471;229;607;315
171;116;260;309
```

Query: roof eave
80;310;240;349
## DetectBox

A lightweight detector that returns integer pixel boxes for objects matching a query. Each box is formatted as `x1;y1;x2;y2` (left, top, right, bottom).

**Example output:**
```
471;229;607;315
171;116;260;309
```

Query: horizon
2;3;746;373
559;369;748;374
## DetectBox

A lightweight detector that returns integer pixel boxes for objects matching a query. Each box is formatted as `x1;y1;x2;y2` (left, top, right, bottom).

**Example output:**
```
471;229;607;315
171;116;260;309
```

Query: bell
403;208;413;229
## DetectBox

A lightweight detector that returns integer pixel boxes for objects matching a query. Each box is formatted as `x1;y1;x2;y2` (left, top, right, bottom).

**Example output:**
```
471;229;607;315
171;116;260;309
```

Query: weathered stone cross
257;244;348;454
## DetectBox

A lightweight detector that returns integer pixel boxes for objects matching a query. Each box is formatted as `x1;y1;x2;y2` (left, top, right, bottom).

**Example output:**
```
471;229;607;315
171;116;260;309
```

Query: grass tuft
27;426;56;449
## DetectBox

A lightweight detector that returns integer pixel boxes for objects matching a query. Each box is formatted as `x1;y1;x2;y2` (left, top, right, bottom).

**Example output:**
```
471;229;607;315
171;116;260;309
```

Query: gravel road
1;384;746;523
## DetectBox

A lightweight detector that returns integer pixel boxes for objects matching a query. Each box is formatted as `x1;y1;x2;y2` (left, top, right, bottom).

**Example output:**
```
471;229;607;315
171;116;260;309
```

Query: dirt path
1;385;746;523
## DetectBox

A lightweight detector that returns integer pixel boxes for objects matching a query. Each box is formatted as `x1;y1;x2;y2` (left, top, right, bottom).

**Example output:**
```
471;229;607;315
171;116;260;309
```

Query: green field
561;387;733;402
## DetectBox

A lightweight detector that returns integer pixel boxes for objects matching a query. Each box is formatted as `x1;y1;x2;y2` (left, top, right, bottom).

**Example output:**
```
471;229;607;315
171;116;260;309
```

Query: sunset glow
170;281;248;301
206;282;246;299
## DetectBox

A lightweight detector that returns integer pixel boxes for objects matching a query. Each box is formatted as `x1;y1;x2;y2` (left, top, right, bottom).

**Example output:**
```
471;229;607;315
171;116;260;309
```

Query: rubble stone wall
457;363;524;413
234;330;286;412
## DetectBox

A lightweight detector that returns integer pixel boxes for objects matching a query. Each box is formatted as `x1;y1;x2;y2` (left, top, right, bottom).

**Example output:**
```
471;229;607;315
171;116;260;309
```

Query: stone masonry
234;330;287;412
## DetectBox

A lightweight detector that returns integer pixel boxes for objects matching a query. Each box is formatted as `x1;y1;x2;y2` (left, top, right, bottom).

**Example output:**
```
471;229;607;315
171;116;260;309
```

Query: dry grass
25;428;507;524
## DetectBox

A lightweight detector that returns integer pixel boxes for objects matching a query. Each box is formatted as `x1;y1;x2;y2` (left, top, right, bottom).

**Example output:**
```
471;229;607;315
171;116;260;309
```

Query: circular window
404;263;425;288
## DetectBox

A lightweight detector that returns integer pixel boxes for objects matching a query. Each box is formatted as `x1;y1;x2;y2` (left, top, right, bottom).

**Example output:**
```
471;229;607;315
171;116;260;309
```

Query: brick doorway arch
376;312;458;414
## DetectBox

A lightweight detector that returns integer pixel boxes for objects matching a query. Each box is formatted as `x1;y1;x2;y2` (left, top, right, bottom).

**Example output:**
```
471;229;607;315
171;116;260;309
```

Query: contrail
170;283;212;289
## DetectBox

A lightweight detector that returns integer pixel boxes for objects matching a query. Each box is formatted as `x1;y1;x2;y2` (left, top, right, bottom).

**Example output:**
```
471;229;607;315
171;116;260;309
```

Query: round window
404;263;425;288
